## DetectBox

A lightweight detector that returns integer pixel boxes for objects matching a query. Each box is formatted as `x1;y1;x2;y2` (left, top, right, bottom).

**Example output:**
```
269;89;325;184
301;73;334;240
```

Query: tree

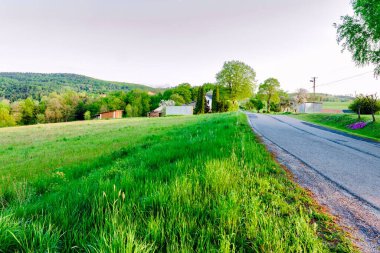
365;94;379;122
211;86;220;112
258;78;281;113
169;94;186;105
125;90;151;117
0;101;16;127
84;111;91;120
251;98;264;113
295;88;309;104
216;61;256;101
45;93;64;123
279;90;292;112
335;0;380;76
125;104;133;117
349;94;380;120
194;86;205;114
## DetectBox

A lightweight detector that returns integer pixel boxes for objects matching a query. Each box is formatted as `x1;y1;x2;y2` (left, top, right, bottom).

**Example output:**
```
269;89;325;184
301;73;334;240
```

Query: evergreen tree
211;86;220;112
195;86;205;114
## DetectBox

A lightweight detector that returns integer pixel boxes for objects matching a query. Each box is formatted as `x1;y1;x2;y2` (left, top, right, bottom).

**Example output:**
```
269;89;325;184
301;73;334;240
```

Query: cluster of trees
0;90;156;127
0;73;153;101
243;78;294;113
194;61;256;114
349;94;380;122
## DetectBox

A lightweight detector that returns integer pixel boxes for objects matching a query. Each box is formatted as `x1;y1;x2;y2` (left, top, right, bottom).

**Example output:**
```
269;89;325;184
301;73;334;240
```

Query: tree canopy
335;0;380;75
216;61;256;101
258;78;281;112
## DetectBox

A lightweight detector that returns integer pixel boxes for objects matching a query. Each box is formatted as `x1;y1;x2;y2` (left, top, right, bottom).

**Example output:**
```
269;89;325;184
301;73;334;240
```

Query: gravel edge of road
246;114;380;253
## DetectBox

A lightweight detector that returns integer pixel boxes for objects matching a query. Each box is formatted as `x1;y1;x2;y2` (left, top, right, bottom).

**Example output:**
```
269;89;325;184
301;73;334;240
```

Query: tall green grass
0;113;355;252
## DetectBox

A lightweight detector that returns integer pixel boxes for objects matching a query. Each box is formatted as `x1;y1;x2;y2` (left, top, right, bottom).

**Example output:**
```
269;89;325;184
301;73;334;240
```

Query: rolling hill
0;72;156;101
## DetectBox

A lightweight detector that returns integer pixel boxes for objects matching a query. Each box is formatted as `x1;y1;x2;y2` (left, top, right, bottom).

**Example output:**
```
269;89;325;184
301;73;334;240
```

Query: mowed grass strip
0;113;355;252
292;113;380;141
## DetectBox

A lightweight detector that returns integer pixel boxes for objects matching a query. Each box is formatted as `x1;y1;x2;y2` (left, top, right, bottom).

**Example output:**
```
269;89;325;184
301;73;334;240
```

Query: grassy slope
291;113;380;141
0;113;355;252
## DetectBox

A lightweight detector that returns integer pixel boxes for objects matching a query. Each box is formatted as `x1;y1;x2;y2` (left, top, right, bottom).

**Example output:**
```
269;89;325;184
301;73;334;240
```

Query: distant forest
0;73;154;101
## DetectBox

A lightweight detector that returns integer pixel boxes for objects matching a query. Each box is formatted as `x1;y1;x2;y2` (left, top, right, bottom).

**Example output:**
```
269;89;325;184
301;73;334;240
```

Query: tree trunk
372;112;376;122
358;106;361;120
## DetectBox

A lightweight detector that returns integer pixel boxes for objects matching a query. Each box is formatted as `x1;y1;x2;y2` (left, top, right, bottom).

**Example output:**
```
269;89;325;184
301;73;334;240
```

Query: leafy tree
279;90;292;112
45;93;64;123
0;101;16;127
125;104;133;117
350;94;380;121
150;93;164;110
212;86;220;112
202;83;216;93
20;97;38;125
126;90;151;117
194;86;205;114
84;111;91;120
172;83;192;103
169;94;186;105
251;98;264;113
216;60;256;101
258;78;281;113
36;114;45;124
295;88;309;104
61;91;80;122
335;0;380;76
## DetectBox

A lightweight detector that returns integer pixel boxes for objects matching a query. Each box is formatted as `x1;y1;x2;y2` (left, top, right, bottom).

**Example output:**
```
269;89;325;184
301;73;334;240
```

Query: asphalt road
246;113;380;211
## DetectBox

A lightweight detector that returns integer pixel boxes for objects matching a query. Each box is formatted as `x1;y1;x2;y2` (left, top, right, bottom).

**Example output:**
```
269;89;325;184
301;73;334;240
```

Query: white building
297;102;323;113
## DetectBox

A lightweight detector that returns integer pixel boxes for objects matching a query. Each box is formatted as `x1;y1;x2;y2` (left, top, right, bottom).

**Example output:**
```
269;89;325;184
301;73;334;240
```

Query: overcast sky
0;0;379;95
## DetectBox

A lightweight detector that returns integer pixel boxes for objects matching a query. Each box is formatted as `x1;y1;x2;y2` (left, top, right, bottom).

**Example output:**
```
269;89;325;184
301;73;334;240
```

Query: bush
36;114;45;124
349;97;380;114
84;111;91;120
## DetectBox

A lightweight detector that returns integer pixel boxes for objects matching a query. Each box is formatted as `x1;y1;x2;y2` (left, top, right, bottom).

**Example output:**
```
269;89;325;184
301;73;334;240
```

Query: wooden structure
96;110;123;119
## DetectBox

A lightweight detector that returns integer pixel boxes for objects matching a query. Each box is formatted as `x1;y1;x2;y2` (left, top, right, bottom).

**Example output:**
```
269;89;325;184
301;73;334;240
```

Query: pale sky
0;0;379;95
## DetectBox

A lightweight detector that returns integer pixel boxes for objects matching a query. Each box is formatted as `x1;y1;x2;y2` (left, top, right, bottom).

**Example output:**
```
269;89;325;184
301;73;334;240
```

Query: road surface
246;113;380;251
247;113;380;210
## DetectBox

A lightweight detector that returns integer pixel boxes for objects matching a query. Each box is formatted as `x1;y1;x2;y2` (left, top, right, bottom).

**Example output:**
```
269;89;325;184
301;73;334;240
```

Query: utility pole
310;77;317;101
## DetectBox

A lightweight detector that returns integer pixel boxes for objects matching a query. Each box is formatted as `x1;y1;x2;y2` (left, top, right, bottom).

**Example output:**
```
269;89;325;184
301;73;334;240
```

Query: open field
292;113;380;141
0;113;355;252
322;101;352;110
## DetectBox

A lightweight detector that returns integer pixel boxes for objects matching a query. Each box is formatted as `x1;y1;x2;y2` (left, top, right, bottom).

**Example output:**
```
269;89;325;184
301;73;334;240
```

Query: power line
316;71;373;87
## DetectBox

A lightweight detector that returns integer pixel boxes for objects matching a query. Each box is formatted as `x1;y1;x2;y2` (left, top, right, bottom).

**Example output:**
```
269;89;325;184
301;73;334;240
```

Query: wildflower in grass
347;121;367;130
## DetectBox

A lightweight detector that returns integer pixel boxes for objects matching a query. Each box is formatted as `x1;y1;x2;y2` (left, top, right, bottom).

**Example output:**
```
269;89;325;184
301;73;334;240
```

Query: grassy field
322;101;352;110
292;113;380;141
0;113;355;252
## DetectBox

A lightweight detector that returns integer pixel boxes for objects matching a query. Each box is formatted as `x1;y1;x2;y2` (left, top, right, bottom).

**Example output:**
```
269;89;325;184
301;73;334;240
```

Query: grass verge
0;113;356;252
291;113;380;141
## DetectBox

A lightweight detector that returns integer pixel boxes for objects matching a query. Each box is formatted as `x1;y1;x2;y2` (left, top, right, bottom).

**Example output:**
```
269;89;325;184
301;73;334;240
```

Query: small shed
96;110;123;119
297;102;323;113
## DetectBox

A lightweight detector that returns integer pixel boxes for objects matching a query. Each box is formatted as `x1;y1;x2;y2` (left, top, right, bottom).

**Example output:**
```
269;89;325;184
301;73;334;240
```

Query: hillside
0;72;155;101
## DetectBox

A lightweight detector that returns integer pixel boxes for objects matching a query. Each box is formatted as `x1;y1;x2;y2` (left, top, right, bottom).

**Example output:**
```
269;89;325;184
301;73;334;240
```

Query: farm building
95;110;123;119
166;106;193;116
297;102;322;113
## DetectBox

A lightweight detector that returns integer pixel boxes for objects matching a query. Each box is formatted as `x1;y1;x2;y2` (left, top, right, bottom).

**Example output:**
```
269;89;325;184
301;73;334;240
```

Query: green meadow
322;101;351;110
0;113;355;252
